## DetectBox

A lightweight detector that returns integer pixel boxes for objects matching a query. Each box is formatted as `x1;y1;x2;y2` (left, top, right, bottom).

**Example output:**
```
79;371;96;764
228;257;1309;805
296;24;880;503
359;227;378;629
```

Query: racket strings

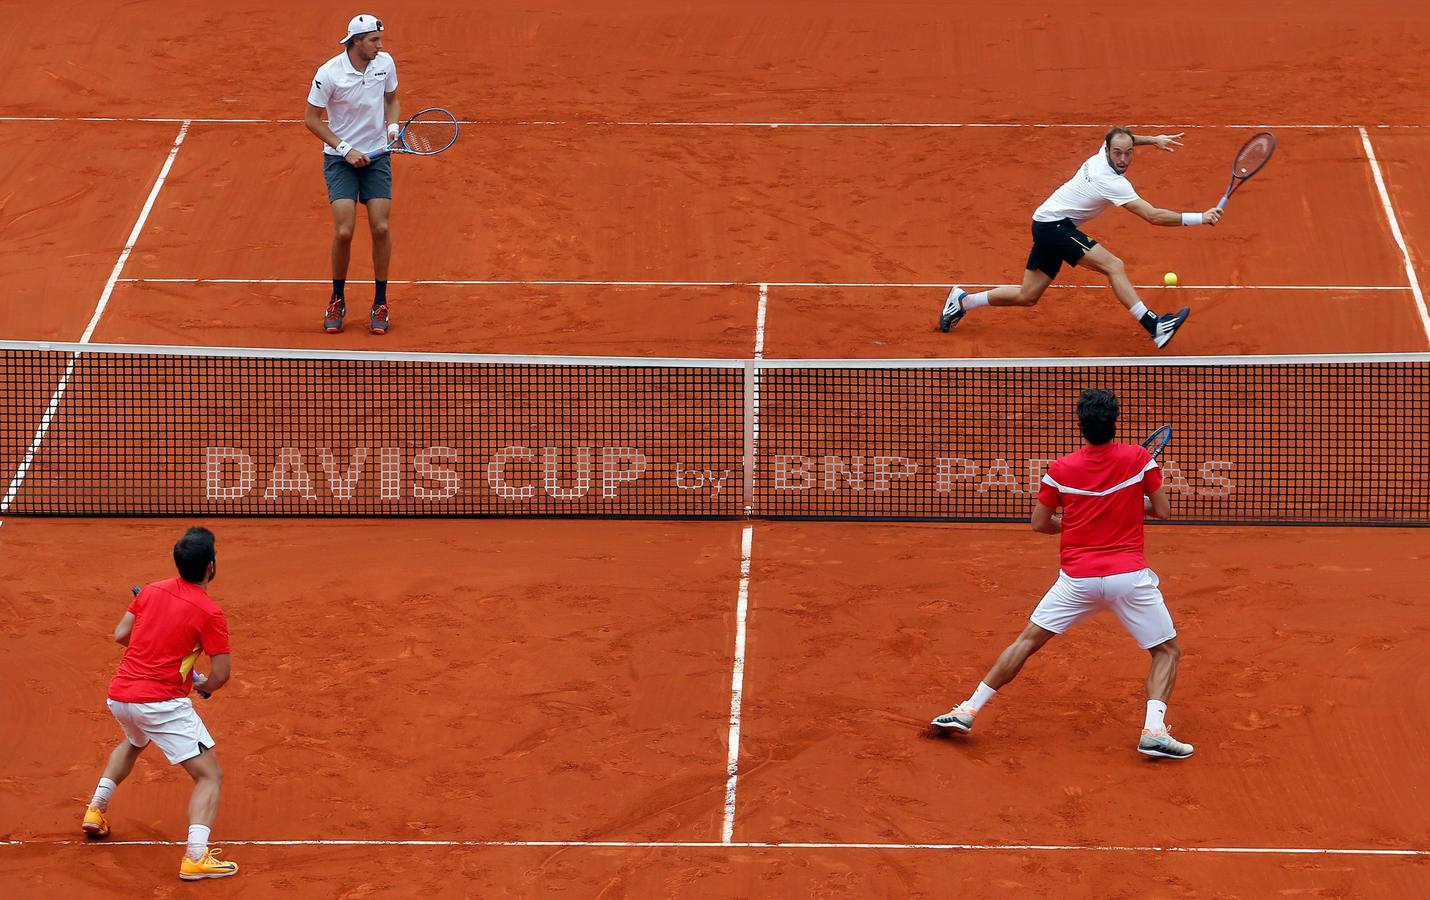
1234;134;1275;176
402;112;458;155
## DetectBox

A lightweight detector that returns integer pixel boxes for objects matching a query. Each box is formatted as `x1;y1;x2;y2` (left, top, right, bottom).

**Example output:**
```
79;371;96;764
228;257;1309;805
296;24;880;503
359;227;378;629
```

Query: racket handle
130;585;141;597
1216;194;1230;210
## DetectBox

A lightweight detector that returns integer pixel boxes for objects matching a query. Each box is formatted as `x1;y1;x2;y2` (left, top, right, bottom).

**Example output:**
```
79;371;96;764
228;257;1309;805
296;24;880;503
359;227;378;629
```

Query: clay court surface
2;0;1429;896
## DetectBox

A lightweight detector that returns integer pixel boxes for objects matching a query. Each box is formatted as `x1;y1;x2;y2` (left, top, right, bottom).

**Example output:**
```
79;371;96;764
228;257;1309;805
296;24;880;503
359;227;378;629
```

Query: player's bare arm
201;654;232;695
1031;499;1062;534
304;102;370;168
1133;132;1184;152
383;90;400;144
1145;484;1172;519
1124;197;1223;227
113;611;135;646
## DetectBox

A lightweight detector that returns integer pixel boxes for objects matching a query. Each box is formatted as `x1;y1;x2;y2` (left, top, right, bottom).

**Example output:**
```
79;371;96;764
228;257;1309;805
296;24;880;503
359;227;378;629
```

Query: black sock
374;280;388;306
1139;310;1159;336
332;279;345;302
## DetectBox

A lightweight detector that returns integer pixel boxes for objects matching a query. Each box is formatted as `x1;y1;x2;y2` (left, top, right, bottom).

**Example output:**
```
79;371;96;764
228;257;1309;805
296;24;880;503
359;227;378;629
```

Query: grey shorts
323;153;392;204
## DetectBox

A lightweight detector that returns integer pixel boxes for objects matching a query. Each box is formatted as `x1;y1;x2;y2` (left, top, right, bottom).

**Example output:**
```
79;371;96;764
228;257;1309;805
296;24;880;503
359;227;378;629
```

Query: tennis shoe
939;285;968;332
323;298;346;334
930;703;976;733
369;303;390;335
179;848;239;881
81;806;109;839
1138;727;1194;759
1151;306;1190;348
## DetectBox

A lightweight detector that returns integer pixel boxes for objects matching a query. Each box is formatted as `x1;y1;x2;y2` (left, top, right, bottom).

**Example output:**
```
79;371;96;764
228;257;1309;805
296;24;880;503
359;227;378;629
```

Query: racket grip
1216;194;1230;210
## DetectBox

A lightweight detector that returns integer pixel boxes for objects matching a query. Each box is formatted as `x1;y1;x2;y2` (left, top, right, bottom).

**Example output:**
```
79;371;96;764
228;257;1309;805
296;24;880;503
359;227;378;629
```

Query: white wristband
387;123;401;139
1181;212;1204;226
335;141;352;157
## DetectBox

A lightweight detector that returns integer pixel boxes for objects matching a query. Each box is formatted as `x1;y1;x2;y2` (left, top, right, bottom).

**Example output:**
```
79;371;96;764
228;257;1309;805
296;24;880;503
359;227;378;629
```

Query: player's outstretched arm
1133;132;1184;152
1123;198;1223;227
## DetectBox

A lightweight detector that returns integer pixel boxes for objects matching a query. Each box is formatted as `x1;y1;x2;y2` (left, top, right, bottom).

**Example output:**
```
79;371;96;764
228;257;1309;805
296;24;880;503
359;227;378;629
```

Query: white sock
1129;301;1149;320
965;681;997;711
1144;699;1168;731
90;777;117;812
964;291;991;311
186;824;211;861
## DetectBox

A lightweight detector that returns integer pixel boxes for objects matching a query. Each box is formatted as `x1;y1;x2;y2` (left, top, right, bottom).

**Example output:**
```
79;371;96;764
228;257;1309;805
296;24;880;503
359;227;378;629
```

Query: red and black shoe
369;303;390;335
323;298;346;334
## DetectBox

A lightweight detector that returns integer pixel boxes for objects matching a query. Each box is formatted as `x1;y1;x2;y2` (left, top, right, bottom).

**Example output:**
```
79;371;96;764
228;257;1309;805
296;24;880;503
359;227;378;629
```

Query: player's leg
1104;568;1194;759
983;620;1059;688
1078;244;1190;349
177;747;237;879
359;156;394;335
83;738;145;838
940;232;1058;331
932;572;1097;733
366;197;393;335
325;198;358;333
931;622;1058;733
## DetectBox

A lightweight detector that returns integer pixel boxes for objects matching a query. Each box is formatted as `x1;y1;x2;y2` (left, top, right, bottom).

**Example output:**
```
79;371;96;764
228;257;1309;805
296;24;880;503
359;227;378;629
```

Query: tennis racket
1141;425;1173;460
1216;131;1276;210
367;107;459;158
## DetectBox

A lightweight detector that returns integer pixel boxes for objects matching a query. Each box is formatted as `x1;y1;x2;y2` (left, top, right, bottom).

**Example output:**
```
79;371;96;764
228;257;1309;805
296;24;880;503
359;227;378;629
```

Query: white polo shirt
1032;144;1140;225
308;51;398;156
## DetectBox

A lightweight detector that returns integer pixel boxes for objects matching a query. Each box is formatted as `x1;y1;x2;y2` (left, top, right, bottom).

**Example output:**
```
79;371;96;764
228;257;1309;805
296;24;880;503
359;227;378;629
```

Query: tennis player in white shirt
940;128;1222;348
304;14;400;336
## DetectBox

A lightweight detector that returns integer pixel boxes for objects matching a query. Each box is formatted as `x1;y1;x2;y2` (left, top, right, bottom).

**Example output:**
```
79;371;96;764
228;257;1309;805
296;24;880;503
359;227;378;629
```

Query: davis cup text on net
200;444;1234;505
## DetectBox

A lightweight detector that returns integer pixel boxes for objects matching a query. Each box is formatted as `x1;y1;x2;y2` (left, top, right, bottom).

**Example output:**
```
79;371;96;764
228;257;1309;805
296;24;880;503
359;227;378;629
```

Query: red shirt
1037;442;1161;577
108;578;231;703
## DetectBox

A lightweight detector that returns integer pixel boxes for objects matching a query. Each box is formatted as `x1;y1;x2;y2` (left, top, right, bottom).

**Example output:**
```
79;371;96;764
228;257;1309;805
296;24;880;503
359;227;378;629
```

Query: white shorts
1029;567;1176;650
106;698;215;765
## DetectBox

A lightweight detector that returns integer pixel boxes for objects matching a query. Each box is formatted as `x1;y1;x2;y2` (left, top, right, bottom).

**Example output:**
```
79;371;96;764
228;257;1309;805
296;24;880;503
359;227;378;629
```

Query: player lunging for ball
940;128;1222;348
80;527;239;879
931;389;1194;760
305;14;400;335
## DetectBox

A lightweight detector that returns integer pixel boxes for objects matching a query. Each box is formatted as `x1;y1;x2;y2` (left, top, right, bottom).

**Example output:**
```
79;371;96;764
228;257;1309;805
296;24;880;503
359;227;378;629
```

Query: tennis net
2;341;1426;525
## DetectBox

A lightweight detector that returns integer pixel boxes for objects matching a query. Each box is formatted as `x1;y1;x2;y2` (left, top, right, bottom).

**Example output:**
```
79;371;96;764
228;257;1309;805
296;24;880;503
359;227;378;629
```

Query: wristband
1180;212;1204;226
335;141;352;157
387;123;401;140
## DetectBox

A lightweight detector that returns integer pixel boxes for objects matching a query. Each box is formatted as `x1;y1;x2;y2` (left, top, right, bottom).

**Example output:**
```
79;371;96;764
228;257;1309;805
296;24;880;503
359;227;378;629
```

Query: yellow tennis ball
1163;272;1179;286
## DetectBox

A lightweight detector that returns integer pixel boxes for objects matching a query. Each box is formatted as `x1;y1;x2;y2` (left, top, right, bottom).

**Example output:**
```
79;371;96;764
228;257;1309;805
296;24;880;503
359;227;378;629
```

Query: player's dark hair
1104;126;1135;150
174;527;216;583
1077;389;1120;445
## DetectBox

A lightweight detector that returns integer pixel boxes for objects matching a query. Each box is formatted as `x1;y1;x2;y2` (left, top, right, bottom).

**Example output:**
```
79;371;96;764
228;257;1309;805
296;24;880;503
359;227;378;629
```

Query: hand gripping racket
1216;131;1276;210
367;107;459;159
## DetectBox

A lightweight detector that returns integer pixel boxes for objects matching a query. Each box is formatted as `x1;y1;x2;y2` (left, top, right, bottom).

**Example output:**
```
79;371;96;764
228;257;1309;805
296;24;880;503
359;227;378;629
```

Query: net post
742;359;757;517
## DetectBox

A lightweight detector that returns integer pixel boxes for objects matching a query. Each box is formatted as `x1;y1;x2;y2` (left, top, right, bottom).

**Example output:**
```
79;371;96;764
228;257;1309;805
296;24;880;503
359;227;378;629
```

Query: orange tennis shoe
81;806;109;839
179;848;239;881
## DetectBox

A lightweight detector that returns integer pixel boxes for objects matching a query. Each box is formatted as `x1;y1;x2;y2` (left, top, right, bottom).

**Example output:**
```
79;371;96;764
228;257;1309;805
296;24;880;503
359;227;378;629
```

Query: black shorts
323;154;393;204
1026;218;1098;279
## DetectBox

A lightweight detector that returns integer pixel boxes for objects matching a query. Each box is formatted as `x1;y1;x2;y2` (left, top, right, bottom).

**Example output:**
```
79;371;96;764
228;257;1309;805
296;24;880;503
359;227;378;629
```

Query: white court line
721;524;754;844
1;115;1427;129
116;277;1409;291
1358;127;1430;345
0;121;190;523
5;838;1425;857
754;284;768;358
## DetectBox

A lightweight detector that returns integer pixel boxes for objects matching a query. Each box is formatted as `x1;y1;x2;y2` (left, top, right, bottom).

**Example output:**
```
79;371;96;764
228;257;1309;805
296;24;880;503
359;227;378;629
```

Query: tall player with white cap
304;14;401;335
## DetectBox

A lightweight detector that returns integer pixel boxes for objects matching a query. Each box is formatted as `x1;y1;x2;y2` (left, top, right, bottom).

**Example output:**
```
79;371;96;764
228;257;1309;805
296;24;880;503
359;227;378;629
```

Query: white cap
339;14;383;44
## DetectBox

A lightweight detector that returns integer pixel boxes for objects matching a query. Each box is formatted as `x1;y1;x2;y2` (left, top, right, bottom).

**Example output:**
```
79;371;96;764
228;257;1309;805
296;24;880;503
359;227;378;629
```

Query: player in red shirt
81;527;241;879
930;389;1193;759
